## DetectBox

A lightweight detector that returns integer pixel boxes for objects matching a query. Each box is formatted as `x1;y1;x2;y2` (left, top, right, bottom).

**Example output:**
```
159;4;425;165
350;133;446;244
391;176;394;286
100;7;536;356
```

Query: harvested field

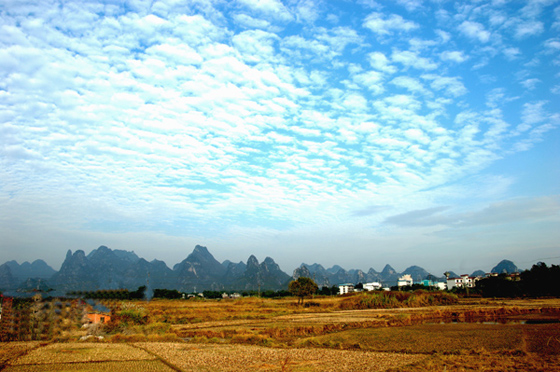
0;342;42;366
3;360;176;372
298;323;525;353
137;342;426;372
1;297;559;371
10;342;155;364
1;343;176;372
387;351;560;372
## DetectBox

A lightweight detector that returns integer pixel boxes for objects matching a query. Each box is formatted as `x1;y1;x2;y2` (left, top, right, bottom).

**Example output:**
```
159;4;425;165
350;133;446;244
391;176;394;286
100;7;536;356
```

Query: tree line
476;262;560;298
68;286;146;300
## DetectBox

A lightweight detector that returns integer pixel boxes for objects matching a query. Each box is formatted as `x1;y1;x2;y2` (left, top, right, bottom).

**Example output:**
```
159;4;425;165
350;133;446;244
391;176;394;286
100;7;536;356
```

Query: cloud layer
1;0;559;273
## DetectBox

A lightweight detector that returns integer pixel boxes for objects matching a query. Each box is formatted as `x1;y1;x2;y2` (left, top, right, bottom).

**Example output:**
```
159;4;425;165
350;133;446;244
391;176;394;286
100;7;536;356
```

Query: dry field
138;342;425;371
1;296;560;371
1;342;177;372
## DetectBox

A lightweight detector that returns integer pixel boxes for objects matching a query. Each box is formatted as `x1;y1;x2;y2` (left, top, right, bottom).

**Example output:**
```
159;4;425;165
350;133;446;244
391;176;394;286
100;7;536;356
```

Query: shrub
339;290;458;310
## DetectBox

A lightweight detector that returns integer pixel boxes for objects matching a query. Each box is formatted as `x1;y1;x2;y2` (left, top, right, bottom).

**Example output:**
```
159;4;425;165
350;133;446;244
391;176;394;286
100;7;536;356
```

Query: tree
288;277;318;305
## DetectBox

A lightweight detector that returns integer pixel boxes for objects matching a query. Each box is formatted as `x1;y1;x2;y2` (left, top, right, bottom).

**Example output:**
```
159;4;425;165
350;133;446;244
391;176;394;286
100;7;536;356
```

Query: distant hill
4;260;56;282
0;245;523;296
471;270;486;277
491;259;519;274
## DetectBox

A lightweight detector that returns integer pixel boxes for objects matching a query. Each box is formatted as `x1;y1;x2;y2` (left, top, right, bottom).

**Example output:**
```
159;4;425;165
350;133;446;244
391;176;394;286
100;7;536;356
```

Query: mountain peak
491;259;518;274
247;255;259;267
381;264;396;275
327;265;343;274
193;245;210;255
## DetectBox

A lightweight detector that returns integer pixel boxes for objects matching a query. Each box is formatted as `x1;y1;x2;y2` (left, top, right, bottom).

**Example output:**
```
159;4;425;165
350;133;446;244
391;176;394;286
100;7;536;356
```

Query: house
86;313;111;324
446;274;477;289
338;283;354;295
397;274;413;287
363;282;382;291
221;292;242;299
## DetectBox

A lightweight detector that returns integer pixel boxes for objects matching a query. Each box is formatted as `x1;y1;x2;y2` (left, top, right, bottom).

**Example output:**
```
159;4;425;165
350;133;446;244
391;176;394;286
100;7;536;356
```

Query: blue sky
1;0;559;276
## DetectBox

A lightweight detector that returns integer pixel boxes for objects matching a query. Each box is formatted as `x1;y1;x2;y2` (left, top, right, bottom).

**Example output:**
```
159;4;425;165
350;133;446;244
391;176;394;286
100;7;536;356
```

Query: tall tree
288;277;318;305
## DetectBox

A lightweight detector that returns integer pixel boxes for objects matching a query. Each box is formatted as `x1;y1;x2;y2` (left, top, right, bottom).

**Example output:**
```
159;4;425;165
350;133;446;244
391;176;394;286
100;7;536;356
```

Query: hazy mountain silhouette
0;245;517;296
491;259;519;274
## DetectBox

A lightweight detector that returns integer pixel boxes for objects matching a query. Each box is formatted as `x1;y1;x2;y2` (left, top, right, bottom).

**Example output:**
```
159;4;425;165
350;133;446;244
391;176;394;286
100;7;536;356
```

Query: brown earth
1;297;559;371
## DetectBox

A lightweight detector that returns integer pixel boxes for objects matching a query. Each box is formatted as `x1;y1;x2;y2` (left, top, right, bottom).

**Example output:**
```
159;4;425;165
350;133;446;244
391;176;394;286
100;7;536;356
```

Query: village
338;271;520;294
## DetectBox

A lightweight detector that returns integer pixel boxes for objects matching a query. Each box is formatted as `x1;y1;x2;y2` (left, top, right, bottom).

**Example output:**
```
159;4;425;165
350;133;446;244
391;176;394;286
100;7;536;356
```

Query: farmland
1;295;560;371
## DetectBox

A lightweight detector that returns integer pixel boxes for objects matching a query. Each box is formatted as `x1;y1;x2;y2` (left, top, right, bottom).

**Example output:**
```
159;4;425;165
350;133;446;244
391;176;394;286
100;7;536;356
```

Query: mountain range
0;245;519;296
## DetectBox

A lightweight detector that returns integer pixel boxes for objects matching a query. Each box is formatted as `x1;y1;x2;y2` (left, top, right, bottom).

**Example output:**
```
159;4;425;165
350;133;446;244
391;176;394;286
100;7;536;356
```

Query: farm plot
298;323;524;353
137;342;425;372
0;342;42;366
3;360;176;372
2;342;176;372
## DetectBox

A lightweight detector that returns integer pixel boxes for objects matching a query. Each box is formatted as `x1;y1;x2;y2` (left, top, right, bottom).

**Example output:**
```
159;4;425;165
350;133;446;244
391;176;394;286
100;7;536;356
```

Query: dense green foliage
70;286;147;300
476;262;560;298
153;288;182;299
318;285;339;296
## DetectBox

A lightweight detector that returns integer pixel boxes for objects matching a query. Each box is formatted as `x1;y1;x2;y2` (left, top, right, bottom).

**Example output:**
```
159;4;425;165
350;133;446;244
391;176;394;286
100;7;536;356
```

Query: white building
338;283;354;295
446;274;476;289
363;282;382;291
397;274;413;287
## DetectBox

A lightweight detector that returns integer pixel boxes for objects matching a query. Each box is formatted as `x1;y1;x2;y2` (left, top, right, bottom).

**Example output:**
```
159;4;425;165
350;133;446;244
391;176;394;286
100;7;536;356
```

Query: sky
1;0;559;277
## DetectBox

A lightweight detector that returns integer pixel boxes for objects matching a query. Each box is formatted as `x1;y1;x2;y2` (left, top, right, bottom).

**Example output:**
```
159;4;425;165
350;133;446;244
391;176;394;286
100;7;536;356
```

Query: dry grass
137;342;425;372
1;342;177;372
9;342;155;364
3;360;177;372
2;297;560;371
387;352;559;372
140;297;335;325
0;342;42;366
298;323;525;353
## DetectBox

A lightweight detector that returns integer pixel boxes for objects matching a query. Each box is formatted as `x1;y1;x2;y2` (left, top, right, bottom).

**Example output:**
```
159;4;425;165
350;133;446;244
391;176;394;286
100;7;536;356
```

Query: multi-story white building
338;283;354;295
446;274;476;289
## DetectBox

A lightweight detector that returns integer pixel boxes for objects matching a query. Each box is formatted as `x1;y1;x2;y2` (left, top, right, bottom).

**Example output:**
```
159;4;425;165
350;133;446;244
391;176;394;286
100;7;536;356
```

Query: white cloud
237;0;293;22
295;0;320;23
422;74;467;97
521;78;541;90
352;70;385;94
404;128;430;144
363;12;419;35
384;94;421;111
440;50;468;63
232;13;274;30
232;29;279;63
458;20;491;43
391;49;438;70
502;47;521;60
396;0;423;12
367;51;397;73
390;76;427;94
384;196;560;228
514;20;544;38
517;101;548;132
544;38;560;52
